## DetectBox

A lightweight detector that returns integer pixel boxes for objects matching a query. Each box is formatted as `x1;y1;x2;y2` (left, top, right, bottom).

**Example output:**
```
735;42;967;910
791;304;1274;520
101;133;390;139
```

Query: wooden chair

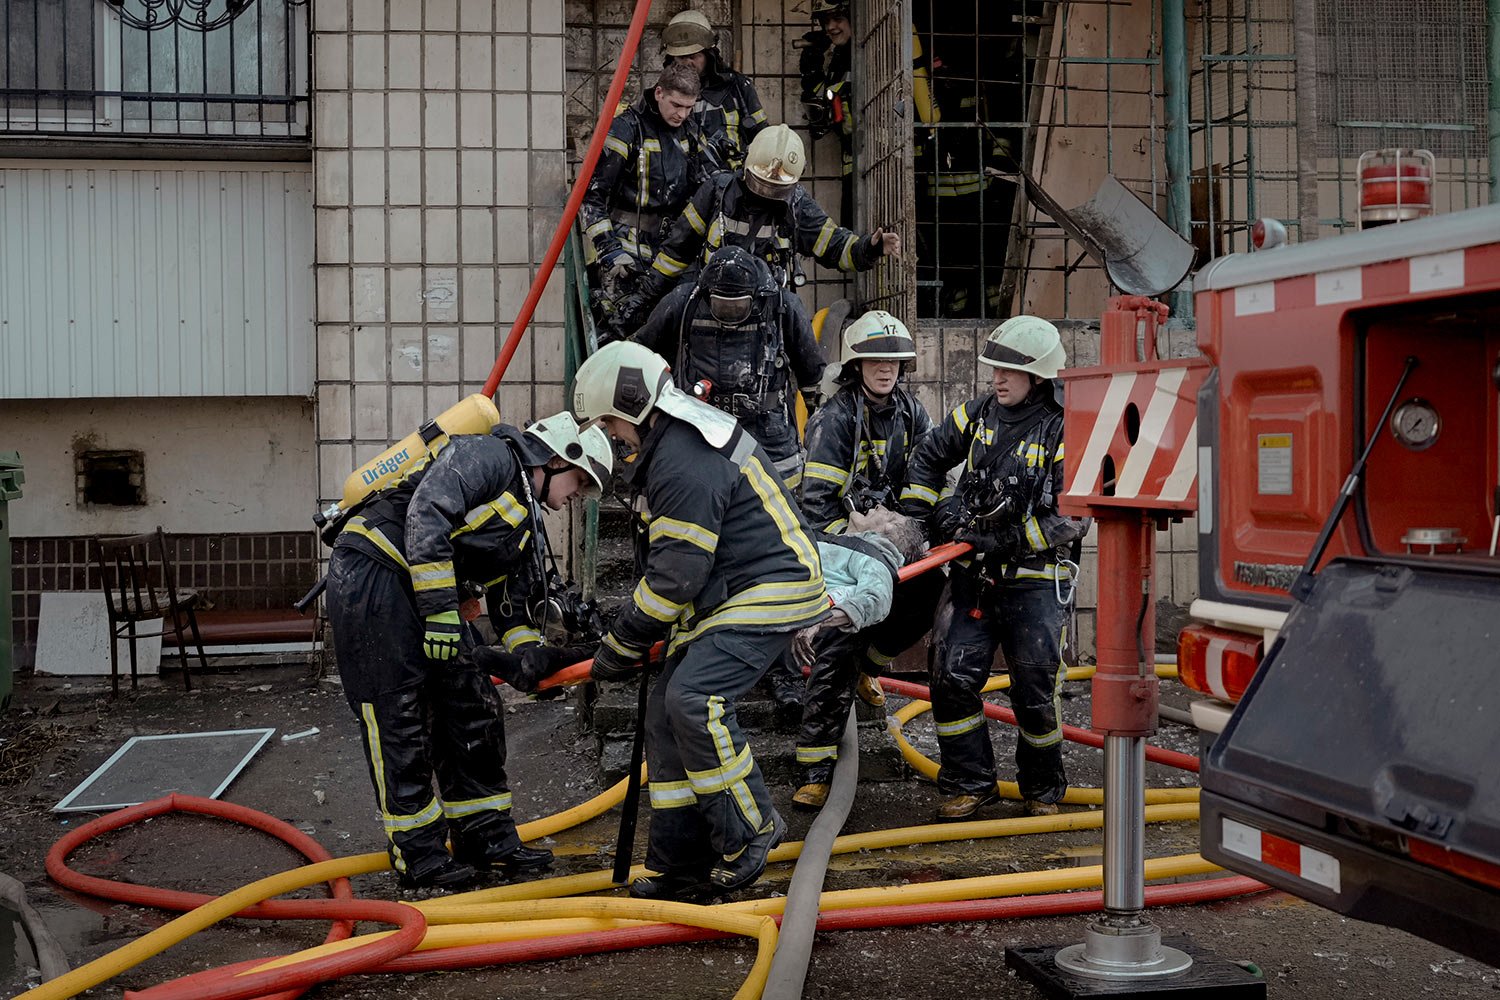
94;527;209;696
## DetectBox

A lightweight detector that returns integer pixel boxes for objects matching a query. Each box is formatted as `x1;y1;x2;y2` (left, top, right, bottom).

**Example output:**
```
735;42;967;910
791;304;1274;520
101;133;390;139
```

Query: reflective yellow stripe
837;233;856;271
1021;725;1063;748
361;703;444;843
653;252;688;277
454;492;528;537
410;561;456;593
826;516;849;534
951;404;972;434
585;218;612;238
633;579;686;623
442;792;513;818
602;631;644;658
936;712;986;737
796;745;839;764
686;741;754;794
1023;516;1046;551
683;202;707;235
649;515;719;553
698;695;762;828
782;468;802;491
748;108;767;125
648;780;697;809
502;625;542;652
866;647;896;667
344;518;408;569
744;455;820;575
668;584;829;652
803;461;850;486
1054;442;1066;462
603;134;630;158
900;482;940;505
812;218;837;257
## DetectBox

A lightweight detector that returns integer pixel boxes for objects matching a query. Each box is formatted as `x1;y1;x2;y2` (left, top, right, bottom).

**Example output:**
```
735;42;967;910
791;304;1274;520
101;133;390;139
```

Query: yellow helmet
743;124;806;200
662;9;716;57
979;316;1067;379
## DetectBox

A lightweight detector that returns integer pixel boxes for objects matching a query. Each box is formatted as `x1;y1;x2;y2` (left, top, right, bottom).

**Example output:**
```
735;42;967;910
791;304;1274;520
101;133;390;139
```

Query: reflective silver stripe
803;461;849;486
442;792;513;818
796;745;839;764
1024;516;1046;551
648;781;697;809
686;742;754;794
410;561;456;592
812;218;837;257
1021;725;1064;748
603;134;630;158
502;625;541;651
383;796;444;833
633;579;686;623
653;253;689;277
344;518;409;568
900;482;940;505
602;631;644;658
719;215;778;239
936;712;986;737
683;203;707;235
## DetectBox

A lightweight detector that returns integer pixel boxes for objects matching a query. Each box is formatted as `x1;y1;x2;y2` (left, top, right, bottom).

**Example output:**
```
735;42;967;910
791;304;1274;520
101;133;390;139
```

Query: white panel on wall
0;161;314;398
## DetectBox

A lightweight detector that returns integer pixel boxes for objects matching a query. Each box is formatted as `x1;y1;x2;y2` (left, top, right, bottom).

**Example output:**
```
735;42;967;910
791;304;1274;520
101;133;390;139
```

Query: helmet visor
709;293;754;326
743;170;794;201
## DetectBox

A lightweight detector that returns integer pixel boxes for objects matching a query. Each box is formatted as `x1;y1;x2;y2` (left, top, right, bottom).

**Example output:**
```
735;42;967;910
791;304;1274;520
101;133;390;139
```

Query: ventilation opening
77;450;145;507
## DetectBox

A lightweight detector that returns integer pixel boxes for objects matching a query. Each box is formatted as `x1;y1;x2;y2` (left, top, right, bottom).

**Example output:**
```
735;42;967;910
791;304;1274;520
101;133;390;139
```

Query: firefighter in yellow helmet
899;317;1090;821
661;9;768;171
609;124;900;337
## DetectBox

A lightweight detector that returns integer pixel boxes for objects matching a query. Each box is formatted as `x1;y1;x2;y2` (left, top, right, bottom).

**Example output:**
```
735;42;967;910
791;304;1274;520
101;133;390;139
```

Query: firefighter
660;9;769;170
326;412;612;889
632;245;825;491
580;62;711;329
791;311;946;808
571;341;827;900
798;1;853;223
608;124;900;336
899;317;1090;821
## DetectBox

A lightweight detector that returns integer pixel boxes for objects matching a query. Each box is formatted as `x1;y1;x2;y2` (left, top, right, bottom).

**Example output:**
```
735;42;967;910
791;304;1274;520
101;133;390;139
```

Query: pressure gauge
1390;398;1440;451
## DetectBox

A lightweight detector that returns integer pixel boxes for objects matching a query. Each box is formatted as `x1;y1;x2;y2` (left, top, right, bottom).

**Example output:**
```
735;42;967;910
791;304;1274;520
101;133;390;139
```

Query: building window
77;450;145;507
0;0;309;145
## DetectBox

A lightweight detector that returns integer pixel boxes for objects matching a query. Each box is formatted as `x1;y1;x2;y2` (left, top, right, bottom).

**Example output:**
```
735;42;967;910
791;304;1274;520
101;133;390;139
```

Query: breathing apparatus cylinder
313;393;501;541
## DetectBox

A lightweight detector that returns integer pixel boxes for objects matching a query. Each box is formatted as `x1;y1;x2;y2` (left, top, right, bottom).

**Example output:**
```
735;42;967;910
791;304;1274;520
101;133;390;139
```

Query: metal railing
0;0;309;145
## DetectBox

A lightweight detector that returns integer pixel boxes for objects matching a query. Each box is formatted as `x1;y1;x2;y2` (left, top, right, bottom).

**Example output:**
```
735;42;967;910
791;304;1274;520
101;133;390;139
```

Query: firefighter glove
956;524;1022;560
590;640;643;683
422;610;463;662
601;250;638;284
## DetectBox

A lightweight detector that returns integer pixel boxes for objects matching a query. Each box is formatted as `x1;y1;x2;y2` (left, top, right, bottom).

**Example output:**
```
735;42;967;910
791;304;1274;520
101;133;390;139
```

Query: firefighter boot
1023;799;1060;817
710;811;788;893
792;782;831;811
855;671;885;708
397;855;478;891
453;840;555;873
630;869;715;903
935;788;1001;822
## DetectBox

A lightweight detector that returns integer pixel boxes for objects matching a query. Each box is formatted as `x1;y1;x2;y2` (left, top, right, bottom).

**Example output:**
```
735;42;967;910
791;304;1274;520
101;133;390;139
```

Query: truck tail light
1178;624;1264;702
1407;839;1500;893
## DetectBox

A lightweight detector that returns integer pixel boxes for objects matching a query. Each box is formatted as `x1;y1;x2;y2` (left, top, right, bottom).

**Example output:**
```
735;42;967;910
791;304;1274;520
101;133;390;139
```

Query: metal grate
852;0;915;319
0;0;309;145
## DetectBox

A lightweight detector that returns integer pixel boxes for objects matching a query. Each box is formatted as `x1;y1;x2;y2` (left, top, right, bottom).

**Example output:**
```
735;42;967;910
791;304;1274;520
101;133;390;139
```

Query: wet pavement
1;664;1496;998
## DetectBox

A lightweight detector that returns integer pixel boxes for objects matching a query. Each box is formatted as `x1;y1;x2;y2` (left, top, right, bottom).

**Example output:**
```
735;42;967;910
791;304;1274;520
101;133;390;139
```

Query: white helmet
524;411;613;497
979;315;1066;379
839;309;916;366
743;124;806;200
662;10;716;57
571;342;739;446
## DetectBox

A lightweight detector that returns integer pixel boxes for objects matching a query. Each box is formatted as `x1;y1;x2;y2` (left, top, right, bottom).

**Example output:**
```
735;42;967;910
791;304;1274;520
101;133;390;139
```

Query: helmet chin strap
534;463;564;506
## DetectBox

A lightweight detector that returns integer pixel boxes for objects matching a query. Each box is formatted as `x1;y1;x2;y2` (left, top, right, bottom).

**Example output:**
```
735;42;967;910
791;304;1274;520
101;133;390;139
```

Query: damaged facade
3;0;1493;670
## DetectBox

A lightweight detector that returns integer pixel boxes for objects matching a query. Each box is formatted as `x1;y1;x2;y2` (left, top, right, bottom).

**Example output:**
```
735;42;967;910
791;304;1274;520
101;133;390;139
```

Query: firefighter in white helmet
789;309;946;809
326;411;611;889
608;123;900;337
661;9;768;170
899;316;1090;821
571;341;827;900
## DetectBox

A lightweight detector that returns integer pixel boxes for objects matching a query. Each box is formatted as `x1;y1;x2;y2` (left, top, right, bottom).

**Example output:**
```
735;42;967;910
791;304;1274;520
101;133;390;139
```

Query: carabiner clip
1055;558;1081;607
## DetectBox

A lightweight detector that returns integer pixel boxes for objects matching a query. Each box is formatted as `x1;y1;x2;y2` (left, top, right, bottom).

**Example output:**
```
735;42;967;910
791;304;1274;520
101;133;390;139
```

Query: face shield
709;293;754;326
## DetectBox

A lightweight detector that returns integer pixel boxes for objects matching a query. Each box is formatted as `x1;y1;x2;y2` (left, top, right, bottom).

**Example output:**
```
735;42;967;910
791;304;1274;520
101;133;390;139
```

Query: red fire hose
479;0;654;396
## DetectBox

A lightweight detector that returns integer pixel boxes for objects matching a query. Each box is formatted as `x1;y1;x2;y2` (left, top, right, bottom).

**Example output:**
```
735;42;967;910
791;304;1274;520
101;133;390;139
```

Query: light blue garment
817;532;902;631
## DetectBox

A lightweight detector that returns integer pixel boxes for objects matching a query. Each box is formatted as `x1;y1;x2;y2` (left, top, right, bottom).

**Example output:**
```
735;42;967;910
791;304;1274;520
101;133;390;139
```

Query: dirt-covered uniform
899;391;1088;805
592;415;827;879
327;428;555;878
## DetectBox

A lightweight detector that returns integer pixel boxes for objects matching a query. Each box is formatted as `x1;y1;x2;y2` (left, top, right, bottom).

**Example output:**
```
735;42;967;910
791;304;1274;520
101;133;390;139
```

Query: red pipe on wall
480;0;656;397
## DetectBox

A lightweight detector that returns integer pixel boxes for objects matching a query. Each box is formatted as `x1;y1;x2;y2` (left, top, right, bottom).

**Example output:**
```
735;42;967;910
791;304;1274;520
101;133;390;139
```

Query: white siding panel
0;162;313;398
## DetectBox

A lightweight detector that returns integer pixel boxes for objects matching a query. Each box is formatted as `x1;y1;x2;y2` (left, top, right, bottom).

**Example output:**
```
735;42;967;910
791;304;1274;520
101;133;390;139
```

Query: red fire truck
1176;202;1500;962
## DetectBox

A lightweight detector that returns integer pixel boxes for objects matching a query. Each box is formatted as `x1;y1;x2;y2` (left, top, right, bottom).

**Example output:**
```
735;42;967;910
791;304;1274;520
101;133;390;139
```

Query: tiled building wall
312;0;575;561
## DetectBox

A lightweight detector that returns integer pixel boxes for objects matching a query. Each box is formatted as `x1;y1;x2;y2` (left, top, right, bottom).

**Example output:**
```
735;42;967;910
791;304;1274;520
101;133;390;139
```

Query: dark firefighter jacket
579;92;711;265
597;415;828;663
899;392;1088;585
799;32;853;173
622;172;883;324
694;54;769;170
801;384;934;533
633;279;824;420
333;427;550;652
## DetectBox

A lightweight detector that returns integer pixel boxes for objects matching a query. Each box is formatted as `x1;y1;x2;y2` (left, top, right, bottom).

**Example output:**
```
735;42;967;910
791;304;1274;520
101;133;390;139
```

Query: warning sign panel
1257;434;1293;495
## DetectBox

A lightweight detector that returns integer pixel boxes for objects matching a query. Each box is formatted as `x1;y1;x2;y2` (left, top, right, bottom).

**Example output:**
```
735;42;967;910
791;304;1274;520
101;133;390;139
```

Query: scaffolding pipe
1161;0;1194;320
1293;0;1321;238
1490;0;1500;199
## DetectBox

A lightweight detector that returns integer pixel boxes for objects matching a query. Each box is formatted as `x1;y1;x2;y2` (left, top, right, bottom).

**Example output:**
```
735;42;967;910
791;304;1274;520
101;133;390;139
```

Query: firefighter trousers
644;627;791;878
931;577;1069;804
327;547;522;875
795;570;947;782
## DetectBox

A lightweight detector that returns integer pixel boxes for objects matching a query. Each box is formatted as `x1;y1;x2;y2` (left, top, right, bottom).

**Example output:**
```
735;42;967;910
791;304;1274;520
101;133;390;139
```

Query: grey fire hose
762;704;859;1000
0;872;70;981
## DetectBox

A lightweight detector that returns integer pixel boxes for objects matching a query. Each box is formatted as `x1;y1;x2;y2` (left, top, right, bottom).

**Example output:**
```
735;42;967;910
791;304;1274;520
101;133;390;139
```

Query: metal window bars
0;0;309;144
